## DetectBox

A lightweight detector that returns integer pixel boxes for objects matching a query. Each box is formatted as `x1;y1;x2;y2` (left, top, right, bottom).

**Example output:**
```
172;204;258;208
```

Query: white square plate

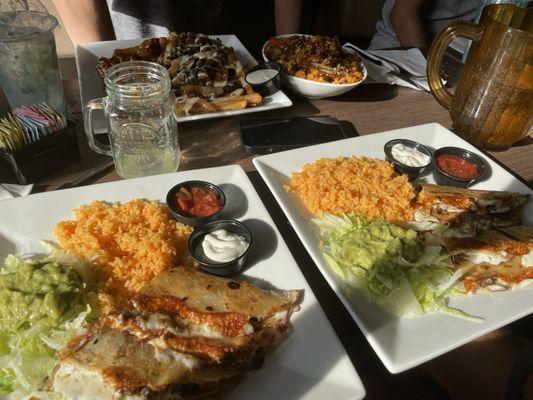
0;165;364;400
253;123;533;373
75;36;292;131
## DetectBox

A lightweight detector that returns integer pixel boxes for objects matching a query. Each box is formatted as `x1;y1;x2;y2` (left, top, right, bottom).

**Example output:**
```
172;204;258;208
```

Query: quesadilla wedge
136;266;303;337
443;226;533;292
104;309;284;364
50;327;246;400
440;209;523;238
50;267;303;399
417;184;529;216
413;184;529;237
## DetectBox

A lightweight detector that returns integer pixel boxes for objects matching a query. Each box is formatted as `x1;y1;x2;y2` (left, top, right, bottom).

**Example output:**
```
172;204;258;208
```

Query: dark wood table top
48;76;533;190
39;72;533;400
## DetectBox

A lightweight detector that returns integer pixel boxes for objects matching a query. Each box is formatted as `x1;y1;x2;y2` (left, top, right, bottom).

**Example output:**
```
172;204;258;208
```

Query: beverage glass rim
0;10;58;41
104;61;171;99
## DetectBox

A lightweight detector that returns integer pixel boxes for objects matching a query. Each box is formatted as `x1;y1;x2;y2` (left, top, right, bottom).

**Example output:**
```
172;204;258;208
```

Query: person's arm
275;0;302;35
389;0;427;49
52;0;115;43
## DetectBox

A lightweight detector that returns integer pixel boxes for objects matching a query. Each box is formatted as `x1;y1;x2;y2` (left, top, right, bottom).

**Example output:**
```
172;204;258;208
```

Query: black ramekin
245;61;281;97
166;180;226;227
432;146;486;188
188;219;253;277
384;139;433;181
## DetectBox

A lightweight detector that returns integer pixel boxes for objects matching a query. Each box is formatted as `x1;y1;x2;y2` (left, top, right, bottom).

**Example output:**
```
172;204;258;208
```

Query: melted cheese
136;312;254;339
433;202;465;213
465;250;510;265
151;342;202;370
485;284;508;292
414;209;440;223
522;250;533;267
52;363;120;400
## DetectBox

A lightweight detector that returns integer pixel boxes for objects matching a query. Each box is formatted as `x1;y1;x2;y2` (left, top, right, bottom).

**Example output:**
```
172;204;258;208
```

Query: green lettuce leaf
0;368;16;394
0;248;96;397
315;213;481;321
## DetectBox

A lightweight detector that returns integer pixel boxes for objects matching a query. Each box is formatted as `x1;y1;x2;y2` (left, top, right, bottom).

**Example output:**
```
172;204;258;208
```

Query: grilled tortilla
439;209;523;238
444;226;533;292
417;184;529;215
104;310;282;364
136;266;303;336
413;184;529;237
51;327;245;400
51;267;303;399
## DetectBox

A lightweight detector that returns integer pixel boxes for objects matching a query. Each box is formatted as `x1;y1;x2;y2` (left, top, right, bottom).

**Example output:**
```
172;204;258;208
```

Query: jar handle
84;97;112;156
427;21;484;110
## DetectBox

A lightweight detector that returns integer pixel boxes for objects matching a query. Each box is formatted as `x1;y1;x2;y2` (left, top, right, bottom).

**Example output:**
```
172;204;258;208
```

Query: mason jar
84;61;180;179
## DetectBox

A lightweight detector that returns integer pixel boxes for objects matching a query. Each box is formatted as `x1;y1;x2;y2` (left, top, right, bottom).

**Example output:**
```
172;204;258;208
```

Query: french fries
175;93;263;116
99;33;265;117
212;93;262;107
212;99;248;111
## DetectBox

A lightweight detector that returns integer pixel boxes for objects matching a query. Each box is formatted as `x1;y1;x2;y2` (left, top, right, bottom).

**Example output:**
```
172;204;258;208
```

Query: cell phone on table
240;116;347;153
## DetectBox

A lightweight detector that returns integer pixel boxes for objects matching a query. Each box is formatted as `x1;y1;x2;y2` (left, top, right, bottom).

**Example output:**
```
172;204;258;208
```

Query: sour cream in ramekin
391;143;431;167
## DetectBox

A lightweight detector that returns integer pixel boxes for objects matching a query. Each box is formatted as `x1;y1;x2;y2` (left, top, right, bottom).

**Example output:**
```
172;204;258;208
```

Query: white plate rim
0;164;366;399
75;35;293;125
252;122;533;373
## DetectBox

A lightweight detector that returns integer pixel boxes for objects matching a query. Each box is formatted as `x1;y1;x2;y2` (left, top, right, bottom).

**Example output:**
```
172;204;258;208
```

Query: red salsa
174;186;222;217
436;154;478;179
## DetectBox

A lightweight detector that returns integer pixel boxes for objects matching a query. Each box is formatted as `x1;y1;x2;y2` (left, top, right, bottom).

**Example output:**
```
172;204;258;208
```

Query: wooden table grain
47;78;533;190
42;75;533;400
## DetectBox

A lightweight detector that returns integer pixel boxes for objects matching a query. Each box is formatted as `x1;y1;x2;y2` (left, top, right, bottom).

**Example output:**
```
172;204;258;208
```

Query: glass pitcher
427;4;532;150
85;61;180;179
0;0;66;112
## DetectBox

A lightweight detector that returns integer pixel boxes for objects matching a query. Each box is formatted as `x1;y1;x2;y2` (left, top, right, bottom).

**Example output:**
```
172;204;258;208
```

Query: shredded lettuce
315;213;481;321
0;247;97;398
0;368;16;394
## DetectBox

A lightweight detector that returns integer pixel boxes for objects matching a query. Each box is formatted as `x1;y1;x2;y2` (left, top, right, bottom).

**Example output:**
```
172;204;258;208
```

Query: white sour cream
202;229;249;263
246;68;278;85
391;143;430;167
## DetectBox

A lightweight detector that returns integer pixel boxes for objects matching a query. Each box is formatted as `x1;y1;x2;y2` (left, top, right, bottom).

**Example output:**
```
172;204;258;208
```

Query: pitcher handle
84;98;112;156
427;21;484;109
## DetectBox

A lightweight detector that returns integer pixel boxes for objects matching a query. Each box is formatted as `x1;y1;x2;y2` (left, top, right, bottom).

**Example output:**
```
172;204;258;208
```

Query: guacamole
317;213;476;320
0;258;84;330
326;217;423;272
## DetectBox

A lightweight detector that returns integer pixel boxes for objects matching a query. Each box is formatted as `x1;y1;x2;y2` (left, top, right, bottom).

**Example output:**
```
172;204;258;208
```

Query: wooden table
43;74;533;399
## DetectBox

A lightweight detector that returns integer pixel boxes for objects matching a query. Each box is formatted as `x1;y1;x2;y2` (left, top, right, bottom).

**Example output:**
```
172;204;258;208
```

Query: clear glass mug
427;4;532;150
84;61;180;179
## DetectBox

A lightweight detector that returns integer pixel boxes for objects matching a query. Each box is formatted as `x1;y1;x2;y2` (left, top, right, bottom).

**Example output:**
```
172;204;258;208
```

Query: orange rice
54;199;192;308
286;156;416;222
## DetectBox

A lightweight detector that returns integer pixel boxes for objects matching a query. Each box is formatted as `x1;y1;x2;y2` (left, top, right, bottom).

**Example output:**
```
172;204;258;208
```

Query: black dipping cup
384;139;433;181
245;61;281;97
166;180;226;228
188;219;253;277
432;146;486;188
